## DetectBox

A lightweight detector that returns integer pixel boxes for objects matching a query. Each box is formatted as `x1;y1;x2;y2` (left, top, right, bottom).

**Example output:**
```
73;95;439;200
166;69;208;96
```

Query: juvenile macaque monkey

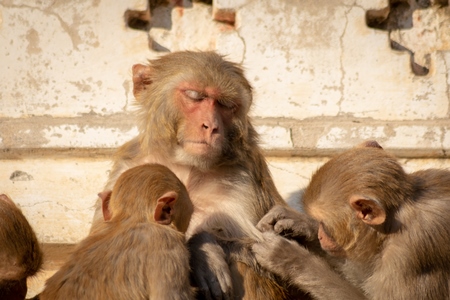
253;141;450;299
90;51;290;299
40;164;195;299
0;194;43;300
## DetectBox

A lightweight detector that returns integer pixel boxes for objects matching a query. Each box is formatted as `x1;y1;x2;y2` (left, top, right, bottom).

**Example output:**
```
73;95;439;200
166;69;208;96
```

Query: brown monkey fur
0;194;43;300
253;141;450;299
90;51;296;299
40;164;195;300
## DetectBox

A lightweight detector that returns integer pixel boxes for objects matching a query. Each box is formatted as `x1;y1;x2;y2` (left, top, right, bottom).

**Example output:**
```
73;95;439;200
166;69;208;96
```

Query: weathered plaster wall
1;0;450;246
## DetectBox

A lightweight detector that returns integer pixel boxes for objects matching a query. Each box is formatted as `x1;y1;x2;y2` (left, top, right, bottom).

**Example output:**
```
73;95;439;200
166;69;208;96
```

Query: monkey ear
132;64;152;98
349;196;386;226
358;140;383;149
154;191;178;225
99;191;113;221
0;194;14;205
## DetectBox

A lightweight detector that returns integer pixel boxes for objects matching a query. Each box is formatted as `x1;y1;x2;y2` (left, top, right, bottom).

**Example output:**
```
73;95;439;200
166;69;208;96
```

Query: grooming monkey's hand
257;205;318;243
252;231;312;280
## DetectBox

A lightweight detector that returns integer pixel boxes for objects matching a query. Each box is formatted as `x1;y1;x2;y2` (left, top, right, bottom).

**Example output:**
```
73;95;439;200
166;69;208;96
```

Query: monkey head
131;51;255;170
302;141;415;261
100;164;194;233
0;194;43;300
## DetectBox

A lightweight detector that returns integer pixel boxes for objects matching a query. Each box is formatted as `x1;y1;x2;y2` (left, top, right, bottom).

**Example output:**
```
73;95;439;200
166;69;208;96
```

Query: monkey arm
188;232;233;300
252;232;367;300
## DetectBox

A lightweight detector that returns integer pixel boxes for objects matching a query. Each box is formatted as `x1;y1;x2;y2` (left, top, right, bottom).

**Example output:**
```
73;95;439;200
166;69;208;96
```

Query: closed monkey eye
218;99;237;110
184;90;205;101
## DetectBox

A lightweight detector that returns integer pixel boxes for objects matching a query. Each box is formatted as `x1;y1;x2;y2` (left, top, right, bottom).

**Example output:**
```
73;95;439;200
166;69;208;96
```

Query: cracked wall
1;0;450;245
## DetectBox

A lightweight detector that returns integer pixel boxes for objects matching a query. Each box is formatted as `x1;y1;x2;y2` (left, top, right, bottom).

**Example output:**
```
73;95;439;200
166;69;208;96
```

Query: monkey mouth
181;140;212;153
187;140;208;144
180;140;222;158
182;140;211;146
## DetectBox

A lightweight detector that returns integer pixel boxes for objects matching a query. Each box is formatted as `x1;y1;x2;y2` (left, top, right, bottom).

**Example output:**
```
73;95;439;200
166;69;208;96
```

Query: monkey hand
188;232;233;300
257;205;318;243
253;232;366;300
252;231;314;282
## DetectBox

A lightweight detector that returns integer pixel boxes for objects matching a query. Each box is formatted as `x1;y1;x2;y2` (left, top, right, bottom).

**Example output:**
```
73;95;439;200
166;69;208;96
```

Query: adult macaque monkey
253;141;450;299
0;194;43;300
40;164;195;299
90;51;289;299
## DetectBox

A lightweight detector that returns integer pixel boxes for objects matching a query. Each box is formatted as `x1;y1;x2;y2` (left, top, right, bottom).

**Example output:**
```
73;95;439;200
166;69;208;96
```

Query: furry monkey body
253;141;450;300
90;51;292;299
41;164;195;299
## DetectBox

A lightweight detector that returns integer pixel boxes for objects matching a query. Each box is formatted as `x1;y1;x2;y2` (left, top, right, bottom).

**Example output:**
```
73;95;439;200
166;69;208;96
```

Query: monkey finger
252;231;282;255
273;218;296;236
256;215;276;232
210;269;233;300
256;205;288;232
195;256;233;299
256;222;275;233
263;232;307;257
252;234;286;275
274;218;317;241
193;270;230;300
252;242;272;268
198;275;230;300
220;274;234;300
195;276;214;300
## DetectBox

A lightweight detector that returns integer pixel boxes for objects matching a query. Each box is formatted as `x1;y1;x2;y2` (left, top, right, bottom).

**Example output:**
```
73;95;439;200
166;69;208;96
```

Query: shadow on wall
124;0;215;52
365;0;448;30
365;0;449;76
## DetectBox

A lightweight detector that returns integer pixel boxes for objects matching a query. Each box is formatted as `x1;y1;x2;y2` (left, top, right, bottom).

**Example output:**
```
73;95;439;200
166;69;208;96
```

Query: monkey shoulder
410;169;450;201
378;190;450;287
389;196;450;251
113;137;142;161
411;168;450;181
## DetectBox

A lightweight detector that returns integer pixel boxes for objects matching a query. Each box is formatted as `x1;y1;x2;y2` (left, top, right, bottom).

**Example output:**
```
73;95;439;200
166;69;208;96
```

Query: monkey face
173;83;240;168
132;52;253;170
317;222;346;257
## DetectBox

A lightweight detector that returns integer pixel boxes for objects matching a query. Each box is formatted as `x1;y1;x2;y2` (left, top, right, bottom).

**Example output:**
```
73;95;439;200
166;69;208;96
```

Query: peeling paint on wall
0;0;450;247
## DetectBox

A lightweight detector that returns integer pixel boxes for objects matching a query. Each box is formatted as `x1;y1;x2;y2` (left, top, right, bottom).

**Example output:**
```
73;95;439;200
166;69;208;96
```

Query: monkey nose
202;123;219;134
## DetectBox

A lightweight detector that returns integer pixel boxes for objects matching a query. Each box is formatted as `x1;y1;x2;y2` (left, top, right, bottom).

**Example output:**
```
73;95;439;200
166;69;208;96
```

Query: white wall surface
1;0;450;243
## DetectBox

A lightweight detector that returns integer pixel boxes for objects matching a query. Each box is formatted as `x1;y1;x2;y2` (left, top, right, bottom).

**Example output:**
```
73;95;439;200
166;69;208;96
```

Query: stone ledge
2;116;450;158
1;146;448;160
1;157;326;244
4;156;450;246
